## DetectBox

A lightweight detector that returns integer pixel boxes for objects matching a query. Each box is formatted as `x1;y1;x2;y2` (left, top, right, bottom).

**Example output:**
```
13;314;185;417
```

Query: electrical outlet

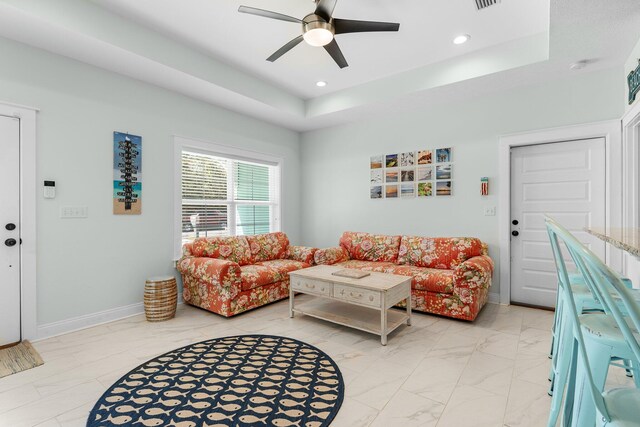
484;206;496;216
60;206;88;218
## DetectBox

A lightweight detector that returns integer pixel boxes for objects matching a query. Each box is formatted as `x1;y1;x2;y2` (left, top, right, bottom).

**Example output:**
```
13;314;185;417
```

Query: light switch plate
484;206;496;216
60;206;88;218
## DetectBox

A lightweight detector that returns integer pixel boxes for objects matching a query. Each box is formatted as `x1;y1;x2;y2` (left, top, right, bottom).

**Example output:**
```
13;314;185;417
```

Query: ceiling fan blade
267;35;304;62
333;19;400;34
324;39;348;68
238;6;302;24
314;0;338;21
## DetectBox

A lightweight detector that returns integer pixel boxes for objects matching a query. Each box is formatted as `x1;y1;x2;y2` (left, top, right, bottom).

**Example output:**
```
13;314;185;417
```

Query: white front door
1;115;21;346
510;138;606;308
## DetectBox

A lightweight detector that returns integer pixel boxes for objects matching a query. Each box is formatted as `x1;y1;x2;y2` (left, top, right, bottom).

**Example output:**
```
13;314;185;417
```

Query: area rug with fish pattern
86;335;344;427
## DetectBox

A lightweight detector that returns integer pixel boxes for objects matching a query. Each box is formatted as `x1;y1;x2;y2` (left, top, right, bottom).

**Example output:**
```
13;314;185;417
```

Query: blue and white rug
87;335;344;427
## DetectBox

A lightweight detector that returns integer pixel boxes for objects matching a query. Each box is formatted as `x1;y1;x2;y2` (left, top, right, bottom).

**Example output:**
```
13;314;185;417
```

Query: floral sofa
177;232;316;317
315;232;494;321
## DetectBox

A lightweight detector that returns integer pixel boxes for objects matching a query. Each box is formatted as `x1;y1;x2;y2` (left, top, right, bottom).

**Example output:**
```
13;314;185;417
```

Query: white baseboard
35;302;145;341
35;296;184;342
487;292;501;304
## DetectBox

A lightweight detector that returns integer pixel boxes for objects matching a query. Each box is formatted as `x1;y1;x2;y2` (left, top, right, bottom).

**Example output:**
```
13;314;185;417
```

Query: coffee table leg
406;293;412;326
381;294;387;346
289;286;294;318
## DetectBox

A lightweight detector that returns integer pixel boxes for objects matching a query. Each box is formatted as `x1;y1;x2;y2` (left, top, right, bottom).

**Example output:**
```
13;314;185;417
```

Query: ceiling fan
238;0;400;69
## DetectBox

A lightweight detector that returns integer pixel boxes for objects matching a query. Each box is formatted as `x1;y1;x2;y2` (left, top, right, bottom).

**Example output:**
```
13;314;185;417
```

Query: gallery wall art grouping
370;148;452;199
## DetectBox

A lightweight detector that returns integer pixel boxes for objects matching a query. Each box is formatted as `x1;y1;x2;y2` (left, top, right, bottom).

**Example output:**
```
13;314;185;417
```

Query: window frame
173;135;283;260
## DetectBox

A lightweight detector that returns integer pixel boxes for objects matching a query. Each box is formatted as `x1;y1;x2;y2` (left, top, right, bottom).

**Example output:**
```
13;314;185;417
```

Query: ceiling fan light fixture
453;34;471;45
303;28;334;46
303;19;334;46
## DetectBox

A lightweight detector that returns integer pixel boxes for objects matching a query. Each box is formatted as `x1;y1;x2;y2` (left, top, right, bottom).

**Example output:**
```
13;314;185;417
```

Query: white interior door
510;138;606;308
1;115;21;346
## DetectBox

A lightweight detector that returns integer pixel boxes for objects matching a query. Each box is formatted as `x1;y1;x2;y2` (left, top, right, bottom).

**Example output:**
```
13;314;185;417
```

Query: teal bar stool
546;217;640;427
547;274;638;395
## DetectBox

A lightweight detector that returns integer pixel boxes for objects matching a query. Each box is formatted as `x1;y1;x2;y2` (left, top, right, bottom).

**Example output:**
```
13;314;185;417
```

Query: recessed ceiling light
569;60;589;70
316;81;327;87
453;34;470;45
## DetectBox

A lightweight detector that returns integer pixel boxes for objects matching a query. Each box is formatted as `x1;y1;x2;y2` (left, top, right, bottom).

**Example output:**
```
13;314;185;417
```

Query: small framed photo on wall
370;155;383;169
436;147;451;163
371;186;383;199
436;181;452;196
418;150;432;165
418;182;433;197
417;166;432;181
400;152;415;167
401;169;415;182
436;164;452;180
386;154;398;168
371;169;383;184
401;183;415;198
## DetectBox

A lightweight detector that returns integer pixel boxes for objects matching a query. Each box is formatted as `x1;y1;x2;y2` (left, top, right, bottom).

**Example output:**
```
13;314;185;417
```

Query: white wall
0;37;302;329
300;68;624;297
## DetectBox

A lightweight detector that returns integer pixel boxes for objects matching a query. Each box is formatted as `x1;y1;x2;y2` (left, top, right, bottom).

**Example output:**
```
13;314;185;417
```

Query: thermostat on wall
44;180;55;199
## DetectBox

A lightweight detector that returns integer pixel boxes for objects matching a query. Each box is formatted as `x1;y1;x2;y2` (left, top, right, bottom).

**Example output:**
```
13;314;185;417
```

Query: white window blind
181;150;280;243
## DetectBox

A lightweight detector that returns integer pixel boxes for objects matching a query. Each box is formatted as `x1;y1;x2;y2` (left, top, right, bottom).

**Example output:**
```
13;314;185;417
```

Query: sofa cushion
256;259;311;274
246;232;290;263
388;265;455;294
239;265;281;291
189;236;252;266
339;232;402;263
398;236;484;269
336;260;398;272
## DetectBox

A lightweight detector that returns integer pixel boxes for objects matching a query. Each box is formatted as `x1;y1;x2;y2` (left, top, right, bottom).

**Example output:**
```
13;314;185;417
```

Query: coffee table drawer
334;284;381;308
291;277;332;296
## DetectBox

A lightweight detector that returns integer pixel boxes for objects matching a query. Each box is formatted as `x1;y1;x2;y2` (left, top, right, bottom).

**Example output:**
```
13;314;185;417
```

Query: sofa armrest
314;246;350;265
286;245;317;265
453;255;494;303
177;257;242;300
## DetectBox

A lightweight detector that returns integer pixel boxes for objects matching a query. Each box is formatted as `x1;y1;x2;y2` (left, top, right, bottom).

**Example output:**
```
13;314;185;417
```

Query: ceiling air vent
475;0;500;10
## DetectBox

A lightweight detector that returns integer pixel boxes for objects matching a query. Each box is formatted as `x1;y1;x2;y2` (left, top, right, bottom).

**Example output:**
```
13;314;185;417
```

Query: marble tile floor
0;297;633;427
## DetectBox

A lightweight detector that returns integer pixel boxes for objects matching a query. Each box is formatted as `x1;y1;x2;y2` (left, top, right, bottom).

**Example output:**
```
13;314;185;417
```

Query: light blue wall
300;67;624;296
0;37;302;325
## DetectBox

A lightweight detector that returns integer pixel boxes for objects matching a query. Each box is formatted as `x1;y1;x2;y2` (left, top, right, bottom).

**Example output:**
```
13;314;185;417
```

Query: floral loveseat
315;232;494;321
177;232;316;317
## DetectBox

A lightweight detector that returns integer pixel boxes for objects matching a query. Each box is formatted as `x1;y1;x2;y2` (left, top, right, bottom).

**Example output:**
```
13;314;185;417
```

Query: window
175;138;281;256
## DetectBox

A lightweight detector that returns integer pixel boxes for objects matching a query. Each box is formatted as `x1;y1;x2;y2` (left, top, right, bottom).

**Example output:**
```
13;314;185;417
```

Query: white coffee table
288;265;412;345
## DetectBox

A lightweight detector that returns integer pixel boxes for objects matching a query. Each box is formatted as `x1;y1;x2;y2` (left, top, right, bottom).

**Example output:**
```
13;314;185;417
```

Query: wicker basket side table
144;276;178;322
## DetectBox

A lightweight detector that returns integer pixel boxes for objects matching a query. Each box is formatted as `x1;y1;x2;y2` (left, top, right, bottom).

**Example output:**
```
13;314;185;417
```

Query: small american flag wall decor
481;177;489;196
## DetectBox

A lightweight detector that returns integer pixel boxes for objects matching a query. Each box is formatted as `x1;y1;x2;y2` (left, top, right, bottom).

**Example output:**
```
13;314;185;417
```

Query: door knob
512;231;519;237
5;238;17;247
5;223;16;231
512;220;519;225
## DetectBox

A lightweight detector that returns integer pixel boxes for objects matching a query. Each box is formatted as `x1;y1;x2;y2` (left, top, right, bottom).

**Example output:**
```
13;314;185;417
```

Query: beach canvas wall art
113;131;142;215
